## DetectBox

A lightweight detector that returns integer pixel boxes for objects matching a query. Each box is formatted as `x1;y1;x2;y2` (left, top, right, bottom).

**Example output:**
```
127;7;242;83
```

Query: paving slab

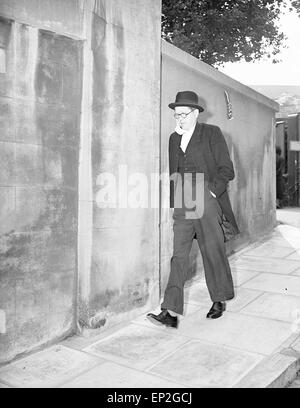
148;340;263;388
0;345;103;388
289;335;300;354
82;323;190;370
276;224;300;238
285;250;300;261
234;353;300;388
242;244;295;259
292;268;300;276
262;236;300;248
240;292;300;323
183;302;204;316
277;209;300;228
231;268;261;287
175;306;292;355
61;321;134;352
226;288;263;313
270;229;287;237
242;273;300;297
60;361;185;388
0;382;11;388
184;281;211;306
230;256;300;274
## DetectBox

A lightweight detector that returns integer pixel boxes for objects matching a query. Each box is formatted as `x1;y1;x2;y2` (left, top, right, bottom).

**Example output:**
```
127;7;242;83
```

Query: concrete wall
78;0;161;332
0;0;161;363
0;12;83;362
160;41;279;288
0;0;86;39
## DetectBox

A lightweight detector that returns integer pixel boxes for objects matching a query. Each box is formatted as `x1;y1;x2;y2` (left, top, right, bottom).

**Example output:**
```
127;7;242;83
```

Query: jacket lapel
188;123;206;171
188;122;204;147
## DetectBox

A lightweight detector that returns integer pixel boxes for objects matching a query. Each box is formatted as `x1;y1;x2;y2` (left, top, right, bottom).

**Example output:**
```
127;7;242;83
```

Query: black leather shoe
206;302;226;319
147;309;178;328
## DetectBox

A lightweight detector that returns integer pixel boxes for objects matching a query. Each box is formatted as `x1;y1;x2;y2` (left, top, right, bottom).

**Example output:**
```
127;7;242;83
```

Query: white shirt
175;124;196;153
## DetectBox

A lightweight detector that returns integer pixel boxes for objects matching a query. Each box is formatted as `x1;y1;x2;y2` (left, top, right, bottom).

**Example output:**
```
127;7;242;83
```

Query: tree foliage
162;0;295;67
291;0;300;13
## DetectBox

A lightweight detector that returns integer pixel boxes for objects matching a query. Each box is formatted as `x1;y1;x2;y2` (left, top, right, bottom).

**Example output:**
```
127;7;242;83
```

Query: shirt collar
175;123;196;137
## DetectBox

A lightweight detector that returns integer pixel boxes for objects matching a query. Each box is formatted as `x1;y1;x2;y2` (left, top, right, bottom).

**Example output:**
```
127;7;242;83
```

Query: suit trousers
161;190;234;315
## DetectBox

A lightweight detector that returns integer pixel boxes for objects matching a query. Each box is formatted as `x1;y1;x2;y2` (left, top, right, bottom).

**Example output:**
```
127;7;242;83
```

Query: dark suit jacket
169;122;239;234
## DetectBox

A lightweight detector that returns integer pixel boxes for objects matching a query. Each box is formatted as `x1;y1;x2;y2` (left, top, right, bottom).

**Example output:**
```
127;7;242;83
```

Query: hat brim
168;102;204;112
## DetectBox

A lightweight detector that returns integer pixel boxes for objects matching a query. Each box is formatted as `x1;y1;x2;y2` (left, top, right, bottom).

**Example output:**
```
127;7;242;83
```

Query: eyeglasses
174;109;195;120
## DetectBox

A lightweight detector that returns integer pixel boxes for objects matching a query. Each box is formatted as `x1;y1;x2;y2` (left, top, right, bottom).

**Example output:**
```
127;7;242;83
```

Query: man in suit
147;91;239;328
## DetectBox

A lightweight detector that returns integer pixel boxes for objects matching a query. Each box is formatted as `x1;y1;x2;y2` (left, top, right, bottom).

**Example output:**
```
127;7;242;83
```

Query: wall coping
162;40;279;112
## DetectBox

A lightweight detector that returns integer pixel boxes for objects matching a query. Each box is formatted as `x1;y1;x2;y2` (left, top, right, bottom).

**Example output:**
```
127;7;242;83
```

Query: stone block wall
0;15;83;362
78;0;162;331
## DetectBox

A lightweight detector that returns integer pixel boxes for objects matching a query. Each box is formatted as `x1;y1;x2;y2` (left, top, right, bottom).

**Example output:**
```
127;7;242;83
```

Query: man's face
174;106;199;131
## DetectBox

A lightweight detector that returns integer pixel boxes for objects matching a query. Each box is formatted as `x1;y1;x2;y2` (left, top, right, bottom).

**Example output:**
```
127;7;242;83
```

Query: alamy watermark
95;165;206;219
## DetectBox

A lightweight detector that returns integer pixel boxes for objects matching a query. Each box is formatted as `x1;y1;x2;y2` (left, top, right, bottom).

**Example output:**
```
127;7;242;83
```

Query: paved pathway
1;221;300;388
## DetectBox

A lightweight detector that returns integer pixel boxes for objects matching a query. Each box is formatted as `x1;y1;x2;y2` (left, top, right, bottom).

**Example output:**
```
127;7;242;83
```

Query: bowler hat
168;91;204;112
